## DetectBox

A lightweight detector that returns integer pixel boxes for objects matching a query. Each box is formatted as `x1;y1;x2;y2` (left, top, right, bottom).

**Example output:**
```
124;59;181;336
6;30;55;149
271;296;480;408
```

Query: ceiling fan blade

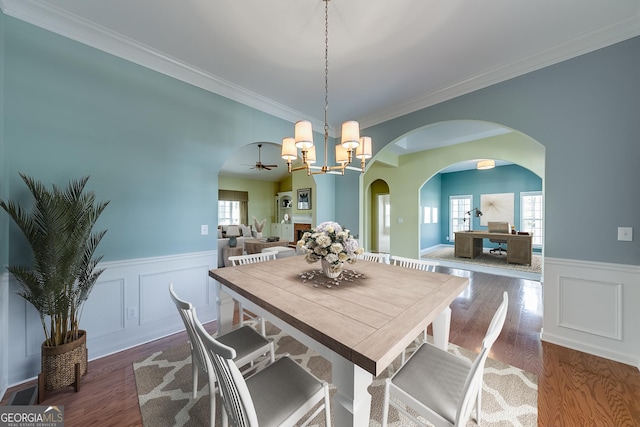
263;166;272;170
263;164;278;168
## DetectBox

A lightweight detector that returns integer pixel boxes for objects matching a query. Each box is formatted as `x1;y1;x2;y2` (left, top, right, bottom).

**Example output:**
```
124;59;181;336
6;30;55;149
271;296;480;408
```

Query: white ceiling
3;0;640;180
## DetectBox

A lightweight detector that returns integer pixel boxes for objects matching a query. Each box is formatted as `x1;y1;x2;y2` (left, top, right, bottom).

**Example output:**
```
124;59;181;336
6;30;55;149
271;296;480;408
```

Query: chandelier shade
294;120;314;149
281;0;373;176
281;137;297;160
356;136;372;159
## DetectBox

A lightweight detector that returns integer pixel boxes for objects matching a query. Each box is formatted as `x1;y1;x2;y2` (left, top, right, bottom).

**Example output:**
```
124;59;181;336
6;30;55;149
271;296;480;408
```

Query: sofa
217;224;257;267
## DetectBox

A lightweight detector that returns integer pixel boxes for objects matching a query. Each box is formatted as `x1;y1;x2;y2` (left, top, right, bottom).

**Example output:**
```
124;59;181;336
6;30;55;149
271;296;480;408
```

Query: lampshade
477;160;495;170
294;120;314;149
356;136;372;159
281;137;297;160
306;145;317;164
335;144;349;164
226;225;240;237
340;121;360;149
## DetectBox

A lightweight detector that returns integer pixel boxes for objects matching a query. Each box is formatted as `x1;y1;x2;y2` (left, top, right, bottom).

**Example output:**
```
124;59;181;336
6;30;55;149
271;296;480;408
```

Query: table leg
215;282;235;335
331;353;373;427
432;306;452;350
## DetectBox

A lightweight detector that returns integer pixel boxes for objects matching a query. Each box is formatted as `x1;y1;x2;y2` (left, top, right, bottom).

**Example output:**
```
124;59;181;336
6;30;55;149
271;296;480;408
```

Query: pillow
241;225;252;237
218;228;223;238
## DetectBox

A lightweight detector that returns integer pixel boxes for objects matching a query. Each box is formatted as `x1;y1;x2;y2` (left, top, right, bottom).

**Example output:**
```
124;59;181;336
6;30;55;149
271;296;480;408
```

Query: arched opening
365;179;390;253
361;120;545;272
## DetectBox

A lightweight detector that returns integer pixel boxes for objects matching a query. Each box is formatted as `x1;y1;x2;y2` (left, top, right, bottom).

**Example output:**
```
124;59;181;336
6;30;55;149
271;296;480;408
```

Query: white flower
302;221;360;269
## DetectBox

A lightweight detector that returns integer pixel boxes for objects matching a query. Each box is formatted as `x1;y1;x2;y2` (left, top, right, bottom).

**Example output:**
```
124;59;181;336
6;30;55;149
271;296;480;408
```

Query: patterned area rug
134;322;537;426
423;246;542;276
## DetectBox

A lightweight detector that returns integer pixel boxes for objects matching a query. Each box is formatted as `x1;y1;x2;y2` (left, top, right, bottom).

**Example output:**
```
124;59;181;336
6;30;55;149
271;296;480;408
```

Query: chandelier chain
324;0;329;142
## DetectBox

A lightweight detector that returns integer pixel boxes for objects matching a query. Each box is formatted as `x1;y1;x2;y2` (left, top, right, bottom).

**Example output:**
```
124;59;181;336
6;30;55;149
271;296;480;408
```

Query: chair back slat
455;291;508;425
229;251;277;266
193;311;259;427
390;255;439;272
168;283;210;375
357;252;388;263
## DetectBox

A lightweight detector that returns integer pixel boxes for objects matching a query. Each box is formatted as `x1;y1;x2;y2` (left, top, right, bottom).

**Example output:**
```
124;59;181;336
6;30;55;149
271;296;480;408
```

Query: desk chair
488;221;510;255
390;255;440;363
192;310;331;427
228;251;277;336
382;292;509;427
169;284;275;427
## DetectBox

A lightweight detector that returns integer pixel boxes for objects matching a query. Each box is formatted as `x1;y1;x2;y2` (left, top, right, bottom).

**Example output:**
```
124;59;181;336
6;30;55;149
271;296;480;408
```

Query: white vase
255;232;262;239
321;259;341;278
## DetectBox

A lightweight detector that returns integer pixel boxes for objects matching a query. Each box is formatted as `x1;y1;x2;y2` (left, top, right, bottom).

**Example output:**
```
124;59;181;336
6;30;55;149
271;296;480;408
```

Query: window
521;191;543;246
450;195;472;240
423;207;431;224
218;189;248;225
218;200;240;225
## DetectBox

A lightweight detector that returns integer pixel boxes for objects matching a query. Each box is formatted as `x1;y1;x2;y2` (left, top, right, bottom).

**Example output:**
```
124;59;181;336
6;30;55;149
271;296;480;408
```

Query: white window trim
520;191;543;248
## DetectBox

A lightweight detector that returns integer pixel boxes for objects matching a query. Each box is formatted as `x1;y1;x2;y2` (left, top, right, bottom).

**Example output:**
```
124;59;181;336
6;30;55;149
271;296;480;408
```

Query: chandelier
281;0;373;175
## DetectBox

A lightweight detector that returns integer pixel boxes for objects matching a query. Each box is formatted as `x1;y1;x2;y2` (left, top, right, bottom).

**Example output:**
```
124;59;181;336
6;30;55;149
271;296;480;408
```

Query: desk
243;239;290;254
209;256;468;426
454;231;533;265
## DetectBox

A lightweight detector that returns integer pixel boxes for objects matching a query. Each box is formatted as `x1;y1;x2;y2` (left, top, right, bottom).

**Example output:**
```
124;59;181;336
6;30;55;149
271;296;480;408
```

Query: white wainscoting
543;257;640;369
5;251;218;387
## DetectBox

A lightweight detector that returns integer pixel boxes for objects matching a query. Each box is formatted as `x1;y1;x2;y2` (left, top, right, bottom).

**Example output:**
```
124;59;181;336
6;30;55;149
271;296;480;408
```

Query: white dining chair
228;251;277;336
192;309;331;427
168;283;275;427
382;292;509;427
390;255;439;271
357;251;389;263
390;255;441;362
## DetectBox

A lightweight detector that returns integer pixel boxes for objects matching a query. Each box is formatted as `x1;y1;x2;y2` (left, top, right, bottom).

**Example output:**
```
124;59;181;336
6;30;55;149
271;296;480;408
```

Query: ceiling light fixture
477;160;495;170
281;0;372;176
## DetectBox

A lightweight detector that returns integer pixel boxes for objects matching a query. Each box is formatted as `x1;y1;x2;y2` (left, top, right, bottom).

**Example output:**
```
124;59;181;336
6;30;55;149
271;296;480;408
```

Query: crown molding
0;0;328;134
360;13;640;129
2;1;640;135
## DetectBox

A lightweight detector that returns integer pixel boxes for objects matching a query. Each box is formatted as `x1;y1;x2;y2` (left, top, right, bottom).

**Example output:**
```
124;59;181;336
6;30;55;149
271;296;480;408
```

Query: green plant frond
1;174;109;346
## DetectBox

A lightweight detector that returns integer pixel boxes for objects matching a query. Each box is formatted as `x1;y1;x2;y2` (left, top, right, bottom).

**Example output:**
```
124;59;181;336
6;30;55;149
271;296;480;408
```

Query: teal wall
2;15;298;264
439;165;542;243
355;36;640;265
419;174;441;248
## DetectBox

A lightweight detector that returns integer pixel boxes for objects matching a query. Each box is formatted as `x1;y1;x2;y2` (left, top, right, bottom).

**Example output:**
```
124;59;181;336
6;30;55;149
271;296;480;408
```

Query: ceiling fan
248;144;278;171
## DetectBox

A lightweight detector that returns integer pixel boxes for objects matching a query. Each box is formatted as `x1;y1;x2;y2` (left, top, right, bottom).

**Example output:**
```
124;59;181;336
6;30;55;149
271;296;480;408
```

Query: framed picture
297;188;311;210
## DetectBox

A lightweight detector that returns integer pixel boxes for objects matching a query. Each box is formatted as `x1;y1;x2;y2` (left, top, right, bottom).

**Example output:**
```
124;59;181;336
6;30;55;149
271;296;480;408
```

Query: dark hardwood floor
2;268;639;426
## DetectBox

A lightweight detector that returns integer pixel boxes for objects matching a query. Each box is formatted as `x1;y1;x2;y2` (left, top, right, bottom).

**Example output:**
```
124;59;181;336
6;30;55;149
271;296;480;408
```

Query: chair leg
260;318;266;336
476;383;482;425
323;384;331;427
239;303;245;328
192;356;198;398
381;379;391;427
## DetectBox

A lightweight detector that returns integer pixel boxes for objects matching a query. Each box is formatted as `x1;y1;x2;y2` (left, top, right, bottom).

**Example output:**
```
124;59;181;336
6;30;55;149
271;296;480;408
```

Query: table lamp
226;225;240;247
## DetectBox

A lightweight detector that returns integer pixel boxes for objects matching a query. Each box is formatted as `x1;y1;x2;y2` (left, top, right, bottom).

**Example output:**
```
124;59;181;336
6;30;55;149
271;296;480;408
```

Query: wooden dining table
208;255;469;427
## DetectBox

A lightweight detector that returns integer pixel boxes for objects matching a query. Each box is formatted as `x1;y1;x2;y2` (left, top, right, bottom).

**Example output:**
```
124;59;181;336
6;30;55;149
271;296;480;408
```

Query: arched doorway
361;120;545;260
365;179;390;252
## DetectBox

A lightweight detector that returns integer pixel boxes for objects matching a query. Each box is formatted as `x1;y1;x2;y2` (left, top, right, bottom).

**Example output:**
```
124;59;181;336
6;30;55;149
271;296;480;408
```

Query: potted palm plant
0;173;109;401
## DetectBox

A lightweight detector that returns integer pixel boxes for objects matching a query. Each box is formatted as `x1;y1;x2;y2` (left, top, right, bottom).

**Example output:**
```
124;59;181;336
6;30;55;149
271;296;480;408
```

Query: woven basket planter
40;330;88;392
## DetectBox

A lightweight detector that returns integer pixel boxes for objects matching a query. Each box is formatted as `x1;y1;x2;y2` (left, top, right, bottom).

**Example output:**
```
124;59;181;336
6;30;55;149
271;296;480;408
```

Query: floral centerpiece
297;221;363;277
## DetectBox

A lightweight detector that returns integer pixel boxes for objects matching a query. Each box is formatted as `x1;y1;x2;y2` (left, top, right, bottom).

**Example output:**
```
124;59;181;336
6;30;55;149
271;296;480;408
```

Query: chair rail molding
4;250;218;387
542;257;640;369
